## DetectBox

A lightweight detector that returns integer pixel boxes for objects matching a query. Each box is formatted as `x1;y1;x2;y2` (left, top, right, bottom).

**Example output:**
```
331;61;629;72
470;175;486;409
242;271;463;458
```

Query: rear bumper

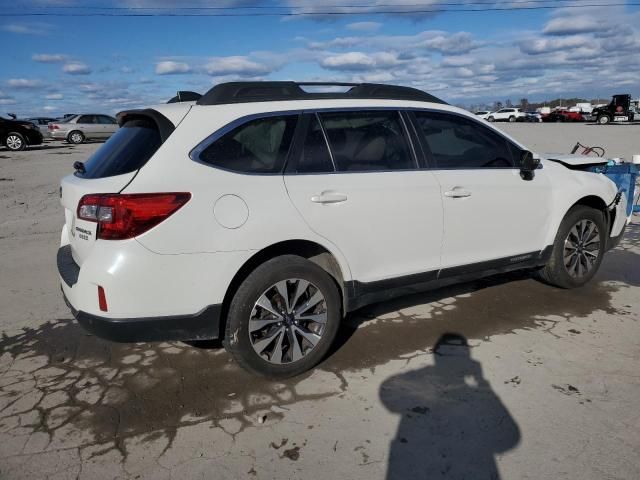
62;290;221;342
25;130;43;145
57;243;223;342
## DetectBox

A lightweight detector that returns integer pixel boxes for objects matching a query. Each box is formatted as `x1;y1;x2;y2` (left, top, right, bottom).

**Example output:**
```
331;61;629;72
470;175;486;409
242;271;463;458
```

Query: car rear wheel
67;131;84;144
5;132;26;151
488;116;495;122
597;115;610;125
223;255;341;378
509;116;516;122
536;205;606;289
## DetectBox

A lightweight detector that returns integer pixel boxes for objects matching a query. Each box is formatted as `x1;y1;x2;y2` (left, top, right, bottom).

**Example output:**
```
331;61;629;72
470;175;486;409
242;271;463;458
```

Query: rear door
411;110;553;270
60;118;163;266
284;110;443;284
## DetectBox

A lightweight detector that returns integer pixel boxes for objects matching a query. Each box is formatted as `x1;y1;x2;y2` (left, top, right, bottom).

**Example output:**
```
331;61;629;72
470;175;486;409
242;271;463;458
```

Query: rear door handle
444;189;472;198
311;192;348;204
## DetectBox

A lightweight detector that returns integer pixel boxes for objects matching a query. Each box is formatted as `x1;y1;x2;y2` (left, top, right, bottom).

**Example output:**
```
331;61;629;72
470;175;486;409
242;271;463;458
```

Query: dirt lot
1;124;639;479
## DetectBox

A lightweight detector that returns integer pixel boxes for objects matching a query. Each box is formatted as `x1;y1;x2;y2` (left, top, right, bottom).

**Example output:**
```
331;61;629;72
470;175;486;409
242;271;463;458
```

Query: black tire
67;130;84;144
487;116;495;122
5;132;26;151
597;115;610;125
223;255;341;378
509;116;516;122
536;205;607;289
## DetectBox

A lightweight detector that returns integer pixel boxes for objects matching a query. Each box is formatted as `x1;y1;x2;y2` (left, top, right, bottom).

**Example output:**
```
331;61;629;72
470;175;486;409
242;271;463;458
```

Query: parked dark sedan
1;116;44;151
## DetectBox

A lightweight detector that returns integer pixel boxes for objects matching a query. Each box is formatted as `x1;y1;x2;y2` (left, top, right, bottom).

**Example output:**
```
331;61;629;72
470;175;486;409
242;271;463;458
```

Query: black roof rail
167;91;202;104
196;81;447;106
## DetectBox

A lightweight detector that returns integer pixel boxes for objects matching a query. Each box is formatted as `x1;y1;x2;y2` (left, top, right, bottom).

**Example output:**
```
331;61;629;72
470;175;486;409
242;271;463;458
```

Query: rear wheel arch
219;240;348;338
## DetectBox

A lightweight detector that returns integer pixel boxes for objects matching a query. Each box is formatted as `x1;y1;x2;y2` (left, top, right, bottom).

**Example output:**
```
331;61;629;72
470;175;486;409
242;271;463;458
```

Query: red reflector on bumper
98;286;108;312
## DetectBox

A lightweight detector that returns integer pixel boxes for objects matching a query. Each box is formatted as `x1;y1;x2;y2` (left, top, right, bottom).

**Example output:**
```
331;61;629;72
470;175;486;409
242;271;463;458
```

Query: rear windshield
78;118;162;179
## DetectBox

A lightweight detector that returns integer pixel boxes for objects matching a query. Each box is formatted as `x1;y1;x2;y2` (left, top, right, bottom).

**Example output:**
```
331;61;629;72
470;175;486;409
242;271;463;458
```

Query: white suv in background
487;108;527;122
58;81;630;377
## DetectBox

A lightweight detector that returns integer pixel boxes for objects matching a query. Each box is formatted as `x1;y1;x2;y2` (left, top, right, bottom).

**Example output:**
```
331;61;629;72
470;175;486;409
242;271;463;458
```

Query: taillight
49;124;59;130
77;193;191;240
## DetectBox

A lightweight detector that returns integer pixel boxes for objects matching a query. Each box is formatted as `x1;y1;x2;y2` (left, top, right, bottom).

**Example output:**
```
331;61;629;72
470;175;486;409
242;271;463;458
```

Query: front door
284;111;443;284
411;110;553;270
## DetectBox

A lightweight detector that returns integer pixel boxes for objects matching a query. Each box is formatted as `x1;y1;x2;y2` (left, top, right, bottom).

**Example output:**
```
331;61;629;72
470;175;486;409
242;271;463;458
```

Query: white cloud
346;21;382;32
45;93;64;100
204;56;273;77
1;22;51;35
63;62;92;75
43;105;56;112
543;15;608;36
32;53;67;63
320;51;400;71
155;61;191;75
7;78;42;89
519;35;593;55
0;90;16;105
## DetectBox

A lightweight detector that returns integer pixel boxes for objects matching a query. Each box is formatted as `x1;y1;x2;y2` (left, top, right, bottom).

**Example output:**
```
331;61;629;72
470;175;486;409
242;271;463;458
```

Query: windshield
78;118;162;179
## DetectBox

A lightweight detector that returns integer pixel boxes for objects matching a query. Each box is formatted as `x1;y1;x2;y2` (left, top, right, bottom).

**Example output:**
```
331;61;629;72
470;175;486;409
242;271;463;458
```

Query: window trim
407;109;524;171
190;106;525;175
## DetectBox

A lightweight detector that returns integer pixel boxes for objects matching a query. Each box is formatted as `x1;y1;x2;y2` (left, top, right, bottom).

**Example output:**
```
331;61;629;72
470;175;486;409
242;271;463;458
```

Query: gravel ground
0;125;639;480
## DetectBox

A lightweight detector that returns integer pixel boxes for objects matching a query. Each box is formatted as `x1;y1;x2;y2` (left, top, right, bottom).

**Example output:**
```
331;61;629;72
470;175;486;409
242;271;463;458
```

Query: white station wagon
58;82;630;377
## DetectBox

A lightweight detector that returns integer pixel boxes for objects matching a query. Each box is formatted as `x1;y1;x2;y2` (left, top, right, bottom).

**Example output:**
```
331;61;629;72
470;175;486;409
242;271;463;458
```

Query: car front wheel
488;116;495;122
536;205;606;288
5;132;26;151
597;115;610;125
509;116;516;122
223;255;341;378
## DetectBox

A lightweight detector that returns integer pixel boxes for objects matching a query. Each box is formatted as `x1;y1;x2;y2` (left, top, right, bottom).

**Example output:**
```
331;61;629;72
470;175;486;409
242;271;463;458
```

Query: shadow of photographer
380;333;520;480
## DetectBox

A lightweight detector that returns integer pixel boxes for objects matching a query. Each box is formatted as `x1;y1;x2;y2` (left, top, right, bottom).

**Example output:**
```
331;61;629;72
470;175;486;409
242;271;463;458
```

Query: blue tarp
601;164;639;216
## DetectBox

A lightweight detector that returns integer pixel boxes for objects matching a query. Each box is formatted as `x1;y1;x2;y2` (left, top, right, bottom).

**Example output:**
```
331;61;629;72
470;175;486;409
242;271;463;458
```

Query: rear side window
319;111;415;172
77;115;95;124
79;118;161;179
199;115;297;174
413;112;516;169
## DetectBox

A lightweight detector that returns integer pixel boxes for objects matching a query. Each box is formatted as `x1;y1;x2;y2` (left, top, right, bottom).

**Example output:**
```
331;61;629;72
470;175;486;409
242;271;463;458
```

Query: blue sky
1;1;640;116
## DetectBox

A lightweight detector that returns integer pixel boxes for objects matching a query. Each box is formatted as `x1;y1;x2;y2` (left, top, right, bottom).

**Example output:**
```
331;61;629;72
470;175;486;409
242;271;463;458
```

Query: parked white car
487;108;528;122
474;110;491;120
58;81;630;377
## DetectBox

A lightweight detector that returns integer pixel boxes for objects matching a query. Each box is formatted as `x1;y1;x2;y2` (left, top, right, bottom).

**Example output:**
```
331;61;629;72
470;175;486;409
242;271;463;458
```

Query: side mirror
520;150;539;179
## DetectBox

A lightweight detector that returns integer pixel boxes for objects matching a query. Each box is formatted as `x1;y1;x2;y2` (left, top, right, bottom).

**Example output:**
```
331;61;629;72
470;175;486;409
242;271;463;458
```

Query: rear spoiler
116;108;175;143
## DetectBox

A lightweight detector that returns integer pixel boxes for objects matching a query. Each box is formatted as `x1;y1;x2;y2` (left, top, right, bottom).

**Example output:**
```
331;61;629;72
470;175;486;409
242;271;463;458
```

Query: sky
1;0;640;117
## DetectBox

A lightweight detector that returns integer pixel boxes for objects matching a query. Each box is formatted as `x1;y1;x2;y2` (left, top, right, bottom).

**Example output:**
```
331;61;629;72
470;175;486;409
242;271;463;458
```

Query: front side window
413;111;516;169
98;115;116;125
199;115;297;174
318;110;415;172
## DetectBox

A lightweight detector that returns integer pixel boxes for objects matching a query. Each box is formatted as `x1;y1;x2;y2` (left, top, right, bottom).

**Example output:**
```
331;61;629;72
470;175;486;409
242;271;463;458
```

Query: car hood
543;154;608;167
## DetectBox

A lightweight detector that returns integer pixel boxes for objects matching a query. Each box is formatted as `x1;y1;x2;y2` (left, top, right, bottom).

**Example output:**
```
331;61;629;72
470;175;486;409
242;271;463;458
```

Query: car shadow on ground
0;144;74;152
379;333;520;480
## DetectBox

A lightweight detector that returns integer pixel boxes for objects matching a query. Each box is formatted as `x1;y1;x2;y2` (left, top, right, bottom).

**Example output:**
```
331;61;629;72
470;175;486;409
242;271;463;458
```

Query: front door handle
311;192;348;204
444;188;472;198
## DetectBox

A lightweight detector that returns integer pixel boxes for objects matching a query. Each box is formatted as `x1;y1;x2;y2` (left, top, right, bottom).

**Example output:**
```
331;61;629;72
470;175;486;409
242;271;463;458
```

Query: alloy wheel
70;132;83;143
563;219;600;278
249;279;327;365
6;135;23;150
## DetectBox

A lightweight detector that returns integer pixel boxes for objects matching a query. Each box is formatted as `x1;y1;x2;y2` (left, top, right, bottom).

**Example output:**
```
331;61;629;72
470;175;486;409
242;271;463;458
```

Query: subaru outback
58;82;630;377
